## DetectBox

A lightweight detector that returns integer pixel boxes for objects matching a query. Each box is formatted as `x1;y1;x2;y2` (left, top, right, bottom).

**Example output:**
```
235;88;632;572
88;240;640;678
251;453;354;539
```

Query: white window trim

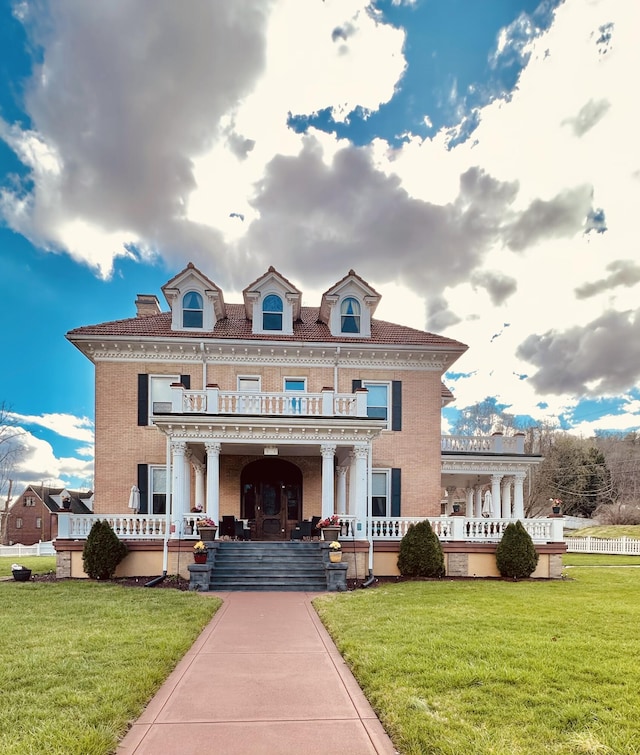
149;374;179;422
182;290;204;329
237;375;262;392
149;465;168;516
371;468;391;517
362;380;392;430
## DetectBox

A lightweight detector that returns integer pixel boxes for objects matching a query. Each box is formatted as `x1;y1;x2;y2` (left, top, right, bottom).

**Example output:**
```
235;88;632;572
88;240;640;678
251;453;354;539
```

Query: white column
194;461;205;512
513;472;526;519
336;466;348;515
501;477;513;519
353;445;368;525
474;485;483;518
348;452;356;515
204;442;221;524
464;487;474;517
320;443;336;519
170;441;186;536
491;474;502;518
183;451;192;517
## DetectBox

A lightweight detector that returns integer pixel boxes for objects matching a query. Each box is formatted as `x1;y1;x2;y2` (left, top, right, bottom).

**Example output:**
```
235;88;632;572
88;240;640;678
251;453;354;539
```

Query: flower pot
198;526;217;541
193;553;207;564
321;526;341;541
12;568;32;582
329;551;342;563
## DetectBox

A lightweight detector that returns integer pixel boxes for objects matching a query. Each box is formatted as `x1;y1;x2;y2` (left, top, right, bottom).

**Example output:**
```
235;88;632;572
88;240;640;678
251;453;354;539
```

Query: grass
565;525;640;539
564;553;640;567
0;555;56;577
0;573;220;755
314;567;640;755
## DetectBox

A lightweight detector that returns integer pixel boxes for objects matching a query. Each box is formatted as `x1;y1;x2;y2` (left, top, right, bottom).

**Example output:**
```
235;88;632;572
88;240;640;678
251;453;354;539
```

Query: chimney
135;294;161;318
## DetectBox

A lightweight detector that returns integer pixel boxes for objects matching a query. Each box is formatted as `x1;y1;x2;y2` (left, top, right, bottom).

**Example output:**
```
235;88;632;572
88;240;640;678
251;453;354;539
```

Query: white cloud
11;412;94;444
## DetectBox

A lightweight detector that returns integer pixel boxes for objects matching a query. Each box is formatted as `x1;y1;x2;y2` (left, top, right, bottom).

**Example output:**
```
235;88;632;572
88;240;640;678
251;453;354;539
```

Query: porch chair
219;515;237;539
310;516;321;539
234;519;251;540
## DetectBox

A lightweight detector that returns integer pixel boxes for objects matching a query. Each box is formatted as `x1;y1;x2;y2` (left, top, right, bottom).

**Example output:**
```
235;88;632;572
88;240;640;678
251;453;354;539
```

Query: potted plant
328;541;342;563
11;563;32;581
196;517;218;540
549;498;562;515
318;514;341;541
193;541;207;564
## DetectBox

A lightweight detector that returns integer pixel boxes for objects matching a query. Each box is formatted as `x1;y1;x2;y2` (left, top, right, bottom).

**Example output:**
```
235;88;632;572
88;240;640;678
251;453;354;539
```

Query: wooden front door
241;459;302;540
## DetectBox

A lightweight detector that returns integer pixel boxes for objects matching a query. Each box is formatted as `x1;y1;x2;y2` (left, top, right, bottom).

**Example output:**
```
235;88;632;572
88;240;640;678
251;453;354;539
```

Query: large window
340;297;361;333
284;377;306;413
262;294;283;331
182;291;203;328
372;471;390;517
150;466;167;515
363;381;389;423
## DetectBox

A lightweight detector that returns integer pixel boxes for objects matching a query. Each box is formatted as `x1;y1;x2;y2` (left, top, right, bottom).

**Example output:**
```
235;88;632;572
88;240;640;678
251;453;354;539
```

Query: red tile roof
67;303;467;349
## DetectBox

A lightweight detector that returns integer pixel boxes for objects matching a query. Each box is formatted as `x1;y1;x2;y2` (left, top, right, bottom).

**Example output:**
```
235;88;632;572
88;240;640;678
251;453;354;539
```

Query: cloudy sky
1;0;639;495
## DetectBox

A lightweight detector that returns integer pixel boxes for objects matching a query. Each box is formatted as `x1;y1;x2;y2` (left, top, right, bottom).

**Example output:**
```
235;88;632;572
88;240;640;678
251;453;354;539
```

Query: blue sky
1;0;639;495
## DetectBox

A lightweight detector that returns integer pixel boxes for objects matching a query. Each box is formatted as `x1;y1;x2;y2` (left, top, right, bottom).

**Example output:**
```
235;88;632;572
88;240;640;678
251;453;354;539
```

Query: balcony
156;384;369;418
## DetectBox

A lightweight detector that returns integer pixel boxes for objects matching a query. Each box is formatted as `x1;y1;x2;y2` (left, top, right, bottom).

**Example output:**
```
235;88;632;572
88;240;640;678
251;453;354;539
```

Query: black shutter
391;468;401;516
137;374;148;426
180;374;191;389
391;380;402;431
137;464;148;514
352;379;362;392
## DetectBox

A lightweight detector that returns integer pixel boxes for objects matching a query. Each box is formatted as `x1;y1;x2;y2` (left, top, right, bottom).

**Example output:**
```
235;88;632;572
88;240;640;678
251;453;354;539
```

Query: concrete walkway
118;592;399;754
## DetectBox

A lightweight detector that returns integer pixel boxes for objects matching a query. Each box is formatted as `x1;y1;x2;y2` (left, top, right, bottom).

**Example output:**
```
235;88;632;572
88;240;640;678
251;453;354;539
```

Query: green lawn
565;525;640;539
0;554;56;577
0;570;220;755
315;567;640;755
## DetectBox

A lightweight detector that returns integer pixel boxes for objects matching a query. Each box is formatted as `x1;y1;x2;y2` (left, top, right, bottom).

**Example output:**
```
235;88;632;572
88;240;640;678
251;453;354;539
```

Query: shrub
82;520;128;580
397;520;445;578
495;520;539;579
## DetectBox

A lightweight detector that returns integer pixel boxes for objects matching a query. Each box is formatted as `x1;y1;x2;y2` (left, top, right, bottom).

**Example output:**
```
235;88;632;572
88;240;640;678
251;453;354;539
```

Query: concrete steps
209;541;327;591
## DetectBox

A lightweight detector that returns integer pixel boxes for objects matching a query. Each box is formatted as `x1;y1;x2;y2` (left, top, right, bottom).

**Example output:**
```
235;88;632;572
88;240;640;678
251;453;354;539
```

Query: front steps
208;541;327;591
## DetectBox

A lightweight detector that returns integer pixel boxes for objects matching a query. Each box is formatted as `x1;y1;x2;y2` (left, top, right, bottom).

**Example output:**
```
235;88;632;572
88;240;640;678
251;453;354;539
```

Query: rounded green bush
82;520;128;580
495;520;539;579
397;519;445;578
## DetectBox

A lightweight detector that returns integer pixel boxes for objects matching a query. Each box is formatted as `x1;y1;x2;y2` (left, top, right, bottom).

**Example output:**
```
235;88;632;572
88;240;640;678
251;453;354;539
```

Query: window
36;517;42;528
150;375;179;418
340;297;361;333
262;294;283;330
16;518;23;528
182;291;203;328
284;377;306;413
24;497;35;506
150;466;167;515
372;471;389;517
238;376;261;392
372;468;401;517
363;381;389;423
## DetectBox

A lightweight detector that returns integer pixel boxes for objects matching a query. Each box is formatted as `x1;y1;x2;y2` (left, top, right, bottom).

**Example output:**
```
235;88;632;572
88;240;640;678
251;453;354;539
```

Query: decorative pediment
161;262;226;332
319;270;381;338
242;266;301;335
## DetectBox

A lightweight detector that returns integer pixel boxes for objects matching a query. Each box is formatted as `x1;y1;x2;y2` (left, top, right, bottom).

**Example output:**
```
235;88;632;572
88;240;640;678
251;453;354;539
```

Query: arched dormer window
262;294;283;331
340;297;361;334
182;291;203;328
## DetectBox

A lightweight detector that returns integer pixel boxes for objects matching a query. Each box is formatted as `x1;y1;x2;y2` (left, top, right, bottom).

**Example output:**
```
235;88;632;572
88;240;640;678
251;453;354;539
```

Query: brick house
60;264;562;580
3;485;93;545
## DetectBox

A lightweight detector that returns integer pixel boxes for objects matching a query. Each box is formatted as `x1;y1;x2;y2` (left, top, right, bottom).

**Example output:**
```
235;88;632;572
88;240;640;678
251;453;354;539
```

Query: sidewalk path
118;592;399;754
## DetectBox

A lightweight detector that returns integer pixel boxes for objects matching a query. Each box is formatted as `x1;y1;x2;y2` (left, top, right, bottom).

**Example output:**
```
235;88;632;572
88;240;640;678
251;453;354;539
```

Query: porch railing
166;385;368;418
441;433;526;454
56;513;562;543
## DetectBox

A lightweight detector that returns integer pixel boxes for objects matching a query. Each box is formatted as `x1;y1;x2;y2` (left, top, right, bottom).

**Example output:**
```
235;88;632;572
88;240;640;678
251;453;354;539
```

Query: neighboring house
2;485;93;545
61;263;561;580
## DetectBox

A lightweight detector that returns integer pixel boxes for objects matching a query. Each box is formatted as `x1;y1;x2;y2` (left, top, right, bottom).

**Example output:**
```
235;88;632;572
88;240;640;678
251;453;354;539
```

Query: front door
241;459;302;540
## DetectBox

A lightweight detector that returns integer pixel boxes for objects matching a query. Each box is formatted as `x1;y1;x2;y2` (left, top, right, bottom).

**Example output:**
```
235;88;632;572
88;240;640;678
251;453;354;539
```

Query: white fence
0;541;56;557
565;536;640;555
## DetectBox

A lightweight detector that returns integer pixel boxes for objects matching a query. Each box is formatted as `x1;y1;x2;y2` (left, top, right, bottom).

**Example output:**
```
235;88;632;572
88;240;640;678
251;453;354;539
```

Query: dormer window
340;297;361;334
262;294;283;331
182;291;203;328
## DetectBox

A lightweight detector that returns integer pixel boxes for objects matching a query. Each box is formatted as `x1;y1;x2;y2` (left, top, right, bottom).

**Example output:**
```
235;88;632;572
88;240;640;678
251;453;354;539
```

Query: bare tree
0;404;27;541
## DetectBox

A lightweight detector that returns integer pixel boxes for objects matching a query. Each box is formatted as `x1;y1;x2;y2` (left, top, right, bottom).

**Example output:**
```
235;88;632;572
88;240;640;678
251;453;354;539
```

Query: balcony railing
441;433;526;454
162;385;369;418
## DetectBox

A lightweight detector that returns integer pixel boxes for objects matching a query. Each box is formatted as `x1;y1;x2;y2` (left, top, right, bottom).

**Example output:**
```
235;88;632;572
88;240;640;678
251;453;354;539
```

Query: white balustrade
58;514;168;540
